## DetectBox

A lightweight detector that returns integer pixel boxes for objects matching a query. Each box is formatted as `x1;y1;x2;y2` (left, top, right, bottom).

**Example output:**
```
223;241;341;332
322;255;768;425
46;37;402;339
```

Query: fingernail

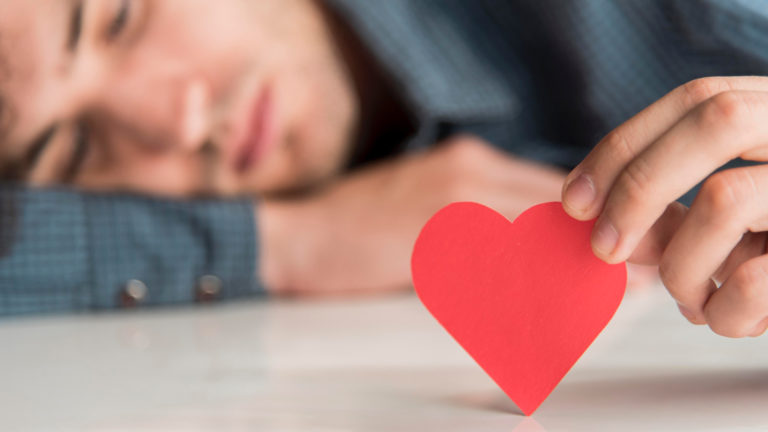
564;174;596;213
592;218;619;257
749;317;768;337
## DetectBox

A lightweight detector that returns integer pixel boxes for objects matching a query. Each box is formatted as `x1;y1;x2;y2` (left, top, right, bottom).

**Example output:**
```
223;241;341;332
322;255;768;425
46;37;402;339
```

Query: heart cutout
411;202;626;415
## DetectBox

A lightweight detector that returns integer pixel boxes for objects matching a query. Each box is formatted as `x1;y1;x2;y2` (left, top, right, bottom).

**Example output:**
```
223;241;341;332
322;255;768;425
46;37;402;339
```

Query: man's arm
0;185;261;317
258;135;566;296
0;136;566;314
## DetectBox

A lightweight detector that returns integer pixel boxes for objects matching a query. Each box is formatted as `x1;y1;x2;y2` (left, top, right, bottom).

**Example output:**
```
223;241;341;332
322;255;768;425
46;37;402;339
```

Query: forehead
0;0;68;149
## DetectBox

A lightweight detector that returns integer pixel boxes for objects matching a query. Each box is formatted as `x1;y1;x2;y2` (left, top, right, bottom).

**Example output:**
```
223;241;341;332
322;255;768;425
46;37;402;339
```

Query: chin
239;136;350;198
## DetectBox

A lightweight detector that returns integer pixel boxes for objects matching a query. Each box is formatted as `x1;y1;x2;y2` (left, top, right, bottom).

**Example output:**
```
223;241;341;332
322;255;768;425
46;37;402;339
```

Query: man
0;0;766;338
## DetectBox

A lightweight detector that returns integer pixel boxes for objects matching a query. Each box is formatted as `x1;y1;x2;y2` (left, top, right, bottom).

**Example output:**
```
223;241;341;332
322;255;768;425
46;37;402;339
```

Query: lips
234;85;274;173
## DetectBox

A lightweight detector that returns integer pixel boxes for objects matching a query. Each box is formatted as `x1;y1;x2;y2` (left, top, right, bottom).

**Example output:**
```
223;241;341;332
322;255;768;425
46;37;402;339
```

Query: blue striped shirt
2;0;767;316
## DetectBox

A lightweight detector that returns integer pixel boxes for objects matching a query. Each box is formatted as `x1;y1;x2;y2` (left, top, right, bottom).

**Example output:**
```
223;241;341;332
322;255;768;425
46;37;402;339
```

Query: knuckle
699;174;736;213
729;261;768;303
616;158;654;203
438;140;478;175
680;77;732;107
441;136;490;162
697;172;750;229
698;91;750;131
438;137;498;200
438;147;479;199
601;130;637;163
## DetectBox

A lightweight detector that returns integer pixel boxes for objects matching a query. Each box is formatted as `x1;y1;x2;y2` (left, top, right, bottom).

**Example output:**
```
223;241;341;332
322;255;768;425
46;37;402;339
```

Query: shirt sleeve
0;184;263;317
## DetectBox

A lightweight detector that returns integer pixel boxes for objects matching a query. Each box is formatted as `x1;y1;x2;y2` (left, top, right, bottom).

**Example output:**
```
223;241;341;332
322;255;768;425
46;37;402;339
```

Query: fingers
627;201;688;265
626;263;660;291
590;90;768;263
659;166;768;321
558;76;768;338
563;76;768;221
703;252;768;338
713;231;768;285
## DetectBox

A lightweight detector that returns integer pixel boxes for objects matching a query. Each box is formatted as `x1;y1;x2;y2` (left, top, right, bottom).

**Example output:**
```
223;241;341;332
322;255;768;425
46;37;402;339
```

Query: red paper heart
411;202;626;415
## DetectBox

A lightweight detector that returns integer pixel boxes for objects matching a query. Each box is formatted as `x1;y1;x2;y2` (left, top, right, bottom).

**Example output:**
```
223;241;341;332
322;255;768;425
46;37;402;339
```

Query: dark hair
0;64;21;256
0;183;18;258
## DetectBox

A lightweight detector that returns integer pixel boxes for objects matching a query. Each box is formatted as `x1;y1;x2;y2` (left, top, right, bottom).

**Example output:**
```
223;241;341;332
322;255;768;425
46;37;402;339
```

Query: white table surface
1;282;767;432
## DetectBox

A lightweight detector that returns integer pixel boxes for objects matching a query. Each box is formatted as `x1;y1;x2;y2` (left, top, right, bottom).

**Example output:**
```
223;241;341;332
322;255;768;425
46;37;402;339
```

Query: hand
562;76;768;337
259;136;565;296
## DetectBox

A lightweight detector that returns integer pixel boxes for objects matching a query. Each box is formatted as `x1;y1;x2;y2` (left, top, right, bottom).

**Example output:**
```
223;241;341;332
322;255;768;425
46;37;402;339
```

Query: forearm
258;192;414;296
258;137;566;297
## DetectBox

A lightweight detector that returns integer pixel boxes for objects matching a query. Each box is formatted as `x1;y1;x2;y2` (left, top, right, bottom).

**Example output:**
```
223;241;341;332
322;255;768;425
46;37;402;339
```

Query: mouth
234;84;275;173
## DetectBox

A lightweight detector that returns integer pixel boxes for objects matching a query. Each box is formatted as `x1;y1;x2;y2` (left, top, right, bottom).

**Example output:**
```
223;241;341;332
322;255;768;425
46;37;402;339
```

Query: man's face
0;0;359;197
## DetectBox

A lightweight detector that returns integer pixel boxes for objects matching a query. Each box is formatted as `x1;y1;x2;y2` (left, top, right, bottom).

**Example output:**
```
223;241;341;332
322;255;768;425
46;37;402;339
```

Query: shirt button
120;279;148;308
196;275;223;302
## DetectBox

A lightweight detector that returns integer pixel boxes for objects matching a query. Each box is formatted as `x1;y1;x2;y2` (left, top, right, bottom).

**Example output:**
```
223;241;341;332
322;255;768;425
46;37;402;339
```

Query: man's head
0;0;359;197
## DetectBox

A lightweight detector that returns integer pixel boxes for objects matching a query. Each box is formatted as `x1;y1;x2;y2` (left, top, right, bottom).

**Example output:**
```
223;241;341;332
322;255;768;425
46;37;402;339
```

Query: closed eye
67;1;84;52
107;0;131;40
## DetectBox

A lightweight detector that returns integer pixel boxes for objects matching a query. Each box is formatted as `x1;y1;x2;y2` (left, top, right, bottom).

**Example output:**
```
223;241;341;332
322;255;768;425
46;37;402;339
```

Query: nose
88;61;211;152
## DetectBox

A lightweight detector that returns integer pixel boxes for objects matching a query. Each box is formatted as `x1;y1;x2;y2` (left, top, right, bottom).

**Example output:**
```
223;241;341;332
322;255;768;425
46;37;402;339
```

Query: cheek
282;58;358;170
75;133;206;196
